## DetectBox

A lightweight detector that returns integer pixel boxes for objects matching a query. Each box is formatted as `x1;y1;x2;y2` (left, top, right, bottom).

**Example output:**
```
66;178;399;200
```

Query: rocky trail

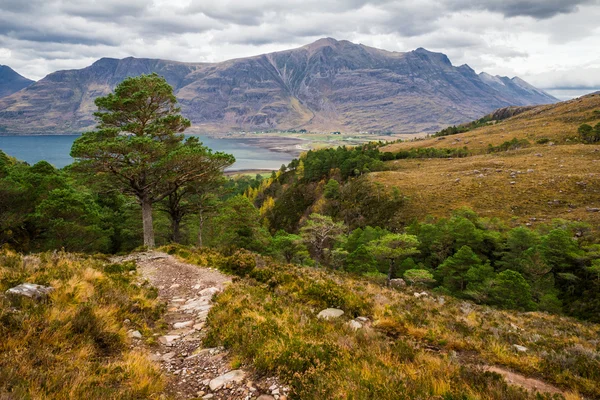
115;252;288;400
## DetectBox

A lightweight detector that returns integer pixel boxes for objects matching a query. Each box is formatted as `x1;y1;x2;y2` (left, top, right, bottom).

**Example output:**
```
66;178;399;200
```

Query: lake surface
0;135;293;170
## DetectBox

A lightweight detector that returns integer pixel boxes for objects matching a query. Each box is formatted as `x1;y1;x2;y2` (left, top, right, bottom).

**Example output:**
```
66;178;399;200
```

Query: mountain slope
0;38;558;135
0;65;34;98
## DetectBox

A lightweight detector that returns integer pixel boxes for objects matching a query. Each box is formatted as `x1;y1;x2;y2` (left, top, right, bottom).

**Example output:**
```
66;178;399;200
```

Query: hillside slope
0;38;557;135
0;66;34;99
378;92;600;226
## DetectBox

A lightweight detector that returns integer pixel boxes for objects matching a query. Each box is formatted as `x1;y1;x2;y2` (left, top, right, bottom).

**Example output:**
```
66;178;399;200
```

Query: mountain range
0;38;558;135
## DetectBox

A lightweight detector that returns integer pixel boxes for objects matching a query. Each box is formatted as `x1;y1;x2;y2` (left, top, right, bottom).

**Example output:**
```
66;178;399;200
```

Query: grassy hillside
375;93;600;228
167;246;600;400
0;250;166;399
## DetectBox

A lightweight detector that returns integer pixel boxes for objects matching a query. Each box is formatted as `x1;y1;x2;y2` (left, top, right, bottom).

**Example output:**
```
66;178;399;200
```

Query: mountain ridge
0;38;558;135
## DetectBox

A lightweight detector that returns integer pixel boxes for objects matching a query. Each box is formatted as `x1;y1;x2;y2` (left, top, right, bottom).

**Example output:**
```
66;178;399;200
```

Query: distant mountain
0;66;34;99
0;38;558;135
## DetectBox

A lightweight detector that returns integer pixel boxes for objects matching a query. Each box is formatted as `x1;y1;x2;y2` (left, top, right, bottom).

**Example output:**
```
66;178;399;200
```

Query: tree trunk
171;218;181;244
387;258;395;286
142;200;155;249
197;212;204;247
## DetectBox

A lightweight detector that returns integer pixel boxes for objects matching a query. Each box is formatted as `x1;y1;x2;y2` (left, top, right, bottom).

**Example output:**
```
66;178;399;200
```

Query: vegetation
167;245;600;399
0;250;165;399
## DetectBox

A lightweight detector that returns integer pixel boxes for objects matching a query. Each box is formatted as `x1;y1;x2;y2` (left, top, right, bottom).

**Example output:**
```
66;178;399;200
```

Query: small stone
512;344;528;352
257;396;275;400
162;352;176;361
414;292;428;298
272;388;280;395
169;283;181;289
123;318;131;325
317;308;344;320
173;320;194;329
202;394;214;399
356;316;369;322
158;335;180;345
269;384;278;391
198;287;221;297
209;370;246;391
128;330;142;339
347;320;363;330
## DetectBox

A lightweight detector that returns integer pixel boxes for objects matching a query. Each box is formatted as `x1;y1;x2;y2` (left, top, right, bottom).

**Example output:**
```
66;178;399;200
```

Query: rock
202;394;214;399
272;388;280;395
317;308;344;319
158;335;180;345
128;330;142;339
198;287;221;297
257;396;275;400
586;207;600;212
173;320;194;329
512;344;528;352
6;283;54;300
356;316;369;322
389;278;406;288
193;322;205;330
414;292;428;298
535;153;543;157
347;320;363;330
162;352;176;361
209;370;246;391
169;283;181;289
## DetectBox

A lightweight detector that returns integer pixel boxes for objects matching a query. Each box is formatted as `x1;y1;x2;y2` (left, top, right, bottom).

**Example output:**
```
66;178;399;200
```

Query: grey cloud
446;0;597;19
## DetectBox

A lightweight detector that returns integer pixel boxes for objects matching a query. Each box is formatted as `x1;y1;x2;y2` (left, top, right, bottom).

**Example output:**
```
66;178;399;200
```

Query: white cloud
0;0;598;98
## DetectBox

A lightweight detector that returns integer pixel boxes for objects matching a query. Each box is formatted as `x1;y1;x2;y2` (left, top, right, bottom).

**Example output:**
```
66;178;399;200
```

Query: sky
0;0;599;100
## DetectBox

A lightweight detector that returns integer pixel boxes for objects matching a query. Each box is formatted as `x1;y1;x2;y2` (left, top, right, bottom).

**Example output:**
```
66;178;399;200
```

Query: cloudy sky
1;0;599;99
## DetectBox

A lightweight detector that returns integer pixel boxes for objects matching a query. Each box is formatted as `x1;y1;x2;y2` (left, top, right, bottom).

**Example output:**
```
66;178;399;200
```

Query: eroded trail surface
117;252;287;400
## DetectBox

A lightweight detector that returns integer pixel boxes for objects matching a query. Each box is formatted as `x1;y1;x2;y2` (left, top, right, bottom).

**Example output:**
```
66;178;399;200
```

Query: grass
0;249;167;399
372;93;600;229
167;245;600;400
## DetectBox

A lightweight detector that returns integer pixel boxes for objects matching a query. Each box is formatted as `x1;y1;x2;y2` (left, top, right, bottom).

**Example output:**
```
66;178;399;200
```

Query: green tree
578;123;600;144
367;233;420;285
403;269;435;287
207;195;270;252
70;73;214;248
437;245;482;292
345;244;378;274
489;270;534;310
300;213;345;265
270;230;307;263
157;137;234;244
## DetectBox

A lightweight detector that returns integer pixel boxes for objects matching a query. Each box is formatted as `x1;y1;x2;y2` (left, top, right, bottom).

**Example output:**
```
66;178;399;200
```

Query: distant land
0;38;558;135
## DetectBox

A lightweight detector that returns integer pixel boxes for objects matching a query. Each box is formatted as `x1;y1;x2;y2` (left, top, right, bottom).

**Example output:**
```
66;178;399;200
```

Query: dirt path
483;366;563;396
116;252;287;400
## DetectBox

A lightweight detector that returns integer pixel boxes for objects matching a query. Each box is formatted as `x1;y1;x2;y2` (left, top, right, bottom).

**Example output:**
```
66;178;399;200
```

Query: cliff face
0;66;34;99
0;38;558;134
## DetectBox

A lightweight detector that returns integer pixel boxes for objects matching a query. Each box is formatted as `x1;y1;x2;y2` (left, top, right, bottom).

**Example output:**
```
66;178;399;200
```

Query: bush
225;249;257;276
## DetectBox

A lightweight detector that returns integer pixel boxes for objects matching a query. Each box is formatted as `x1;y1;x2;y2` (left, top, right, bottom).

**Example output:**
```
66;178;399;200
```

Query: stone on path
317;308;344;319
209;370;246;391
257;395;275;400
198;287;221;297
158;335;180;345
173;320;194;329
6;283;54;300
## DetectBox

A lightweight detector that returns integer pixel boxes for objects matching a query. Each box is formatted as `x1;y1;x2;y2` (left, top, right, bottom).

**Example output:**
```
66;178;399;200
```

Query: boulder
413;292;428;298
317;308;344;320
209;370;246;391
389;278;406;288
6;283;54;300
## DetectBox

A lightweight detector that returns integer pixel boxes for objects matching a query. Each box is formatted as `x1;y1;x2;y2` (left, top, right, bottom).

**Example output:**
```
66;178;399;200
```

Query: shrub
225;249;257;276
